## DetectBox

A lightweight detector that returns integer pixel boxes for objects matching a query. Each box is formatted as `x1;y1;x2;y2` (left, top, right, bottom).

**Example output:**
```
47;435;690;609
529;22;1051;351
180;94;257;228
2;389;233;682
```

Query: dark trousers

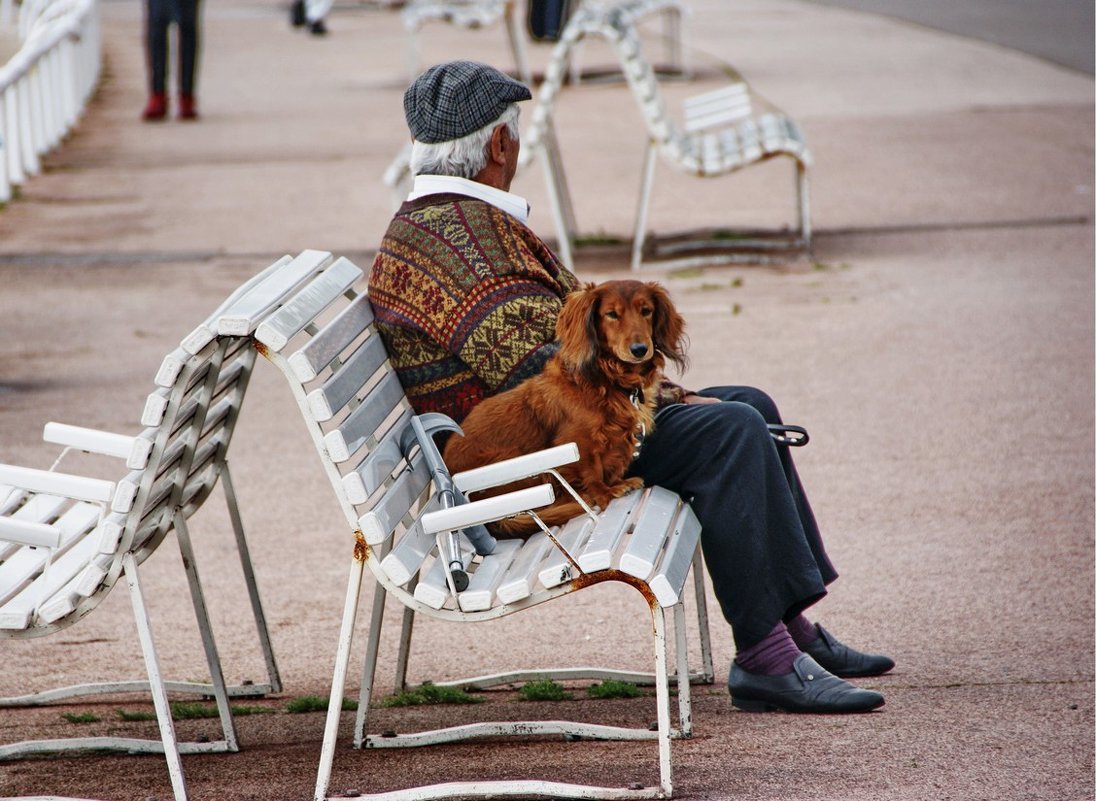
146;0;200;95
626;386;837;651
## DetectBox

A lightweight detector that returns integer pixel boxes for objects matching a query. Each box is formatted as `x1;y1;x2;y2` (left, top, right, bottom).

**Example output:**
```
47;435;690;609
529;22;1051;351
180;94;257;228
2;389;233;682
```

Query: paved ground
805;0;1095;73
0;1;1093;799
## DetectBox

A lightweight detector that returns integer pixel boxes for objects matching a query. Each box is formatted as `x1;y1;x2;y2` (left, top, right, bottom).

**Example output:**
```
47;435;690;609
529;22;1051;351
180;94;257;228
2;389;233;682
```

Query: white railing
0;0;100;203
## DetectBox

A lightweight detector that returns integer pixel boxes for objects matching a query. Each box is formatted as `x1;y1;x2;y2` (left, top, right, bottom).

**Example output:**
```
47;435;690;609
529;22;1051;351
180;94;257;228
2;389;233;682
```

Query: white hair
410;104;520;179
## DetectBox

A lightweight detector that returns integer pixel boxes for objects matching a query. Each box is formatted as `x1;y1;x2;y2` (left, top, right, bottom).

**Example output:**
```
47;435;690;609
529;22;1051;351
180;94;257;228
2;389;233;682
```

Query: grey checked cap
404;60;532;144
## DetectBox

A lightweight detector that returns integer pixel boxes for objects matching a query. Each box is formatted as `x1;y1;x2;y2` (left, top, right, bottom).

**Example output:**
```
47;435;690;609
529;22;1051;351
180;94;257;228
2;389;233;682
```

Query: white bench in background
548;0;813;269
0;250;338;801
253;251;715;801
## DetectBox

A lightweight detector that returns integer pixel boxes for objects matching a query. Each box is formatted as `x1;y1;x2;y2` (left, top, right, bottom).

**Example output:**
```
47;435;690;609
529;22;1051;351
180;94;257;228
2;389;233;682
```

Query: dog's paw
611;478;645;497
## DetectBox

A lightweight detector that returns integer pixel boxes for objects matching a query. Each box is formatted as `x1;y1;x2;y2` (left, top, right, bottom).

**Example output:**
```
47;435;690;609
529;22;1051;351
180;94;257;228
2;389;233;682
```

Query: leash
629;387;647;458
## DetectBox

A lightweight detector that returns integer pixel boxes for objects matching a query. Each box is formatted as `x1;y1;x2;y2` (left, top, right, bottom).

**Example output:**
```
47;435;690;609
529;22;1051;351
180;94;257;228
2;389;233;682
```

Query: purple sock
786;614;821;648
734;622;801;676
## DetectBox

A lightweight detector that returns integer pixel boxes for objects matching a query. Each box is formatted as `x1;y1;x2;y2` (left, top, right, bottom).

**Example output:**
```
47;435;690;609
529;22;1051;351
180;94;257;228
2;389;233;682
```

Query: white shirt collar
407;174;530;225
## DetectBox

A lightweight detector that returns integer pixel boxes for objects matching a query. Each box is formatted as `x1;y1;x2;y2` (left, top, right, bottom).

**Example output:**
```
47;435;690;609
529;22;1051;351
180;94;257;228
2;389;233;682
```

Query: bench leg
315;553;366;801
673;602;692;737
651;604;673;797
394;587;417;692
124;551;189;801
541;122;577;271
691;549;715;683
353;579;389;748
174;512;239;752
796;159;812;253
220;461;283;694
631;141;659;271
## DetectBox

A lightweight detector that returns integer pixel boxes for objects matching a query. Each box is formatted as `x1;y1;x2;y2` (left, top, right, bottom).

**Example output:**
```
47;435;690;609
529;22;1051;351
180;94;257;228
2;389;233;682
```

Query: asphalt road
805;0;1095;73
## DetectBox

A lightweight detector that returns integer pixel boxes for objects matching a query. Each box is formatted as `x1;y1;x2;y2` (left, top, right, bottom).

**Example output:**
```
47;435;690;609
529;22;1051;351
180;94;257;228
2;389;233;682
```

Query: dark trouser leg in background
177;0;200;97
143;0;172;118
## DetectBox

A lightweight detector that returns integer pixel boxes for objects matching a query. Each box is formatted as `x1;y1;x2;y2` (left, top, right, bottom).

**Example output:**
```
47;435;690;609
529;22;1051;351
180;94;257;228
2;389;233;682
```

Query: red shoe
141;93;168;121
178;94;199;121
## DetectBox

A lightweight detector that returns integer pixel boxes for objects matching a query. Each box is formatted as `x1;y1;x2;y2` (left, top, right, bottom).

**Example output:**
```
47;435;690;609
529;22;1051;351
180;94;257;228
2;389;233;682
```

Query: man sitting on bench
368;60;895;714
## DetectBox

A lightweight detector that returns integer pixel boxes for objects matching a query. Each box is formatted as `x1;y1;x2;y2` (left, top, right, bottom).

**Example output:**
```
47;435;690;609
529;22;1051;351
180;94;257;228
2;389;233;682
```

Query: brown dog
443;280;688;537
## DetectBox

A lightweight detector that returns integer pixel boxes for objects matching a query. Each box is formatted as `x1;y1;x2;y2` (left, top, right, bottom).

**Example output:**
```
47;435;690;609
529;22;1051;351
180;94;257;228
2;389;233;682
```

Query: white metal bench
548;1;813;269
253;251;714;801
400;0;530;83
0;249;338;801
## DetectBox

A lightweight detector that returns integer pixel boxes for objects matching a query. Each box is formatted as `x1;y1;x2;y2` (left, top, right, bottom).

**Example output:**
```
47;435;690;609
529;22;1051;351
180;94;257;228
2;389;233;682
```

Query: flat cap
404;60;532;144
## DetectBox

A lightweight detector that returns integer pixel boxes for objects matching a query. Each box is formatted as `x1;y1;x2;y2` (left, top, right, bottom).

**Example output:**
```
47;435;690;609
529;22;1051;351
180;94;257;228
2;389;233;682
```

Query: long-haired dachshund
443;279;688;537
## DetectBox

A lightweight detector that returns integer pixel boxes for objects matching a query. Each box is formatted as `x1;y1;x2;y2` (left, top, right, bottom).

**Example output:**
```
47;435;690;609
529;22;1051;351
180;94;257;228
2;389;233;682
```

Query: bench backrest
0;250;333;636
553;1;811;175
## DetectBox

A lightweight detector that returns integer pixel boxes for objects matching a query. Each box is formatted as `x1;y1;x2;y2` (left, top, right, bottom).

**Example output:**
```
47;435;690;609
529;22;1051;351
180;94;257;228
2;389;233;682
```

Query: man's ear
489;124;510;167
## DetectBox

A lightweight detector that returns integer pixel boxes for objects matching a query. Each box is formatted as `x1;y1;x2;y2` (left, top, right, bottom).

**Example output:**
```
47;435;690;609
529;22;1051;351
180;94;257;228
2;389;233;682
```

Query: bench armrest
420;485;555;535
0;463;116;505
0;516;63;549
451;444;579;494
42;423;153;469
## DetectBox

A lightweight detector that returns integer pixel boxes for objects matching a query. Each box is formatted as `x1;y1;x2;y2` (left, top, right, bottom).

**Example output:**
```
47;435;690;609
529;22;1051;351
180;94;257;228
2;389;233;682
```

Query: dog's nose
630;343;649;359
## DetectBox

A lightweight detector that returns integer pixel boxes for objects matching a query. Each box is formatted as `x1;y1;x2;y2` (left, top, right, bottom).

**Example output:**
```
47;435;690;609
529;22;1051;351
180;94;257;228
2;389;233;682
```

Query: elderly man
369;60;894;714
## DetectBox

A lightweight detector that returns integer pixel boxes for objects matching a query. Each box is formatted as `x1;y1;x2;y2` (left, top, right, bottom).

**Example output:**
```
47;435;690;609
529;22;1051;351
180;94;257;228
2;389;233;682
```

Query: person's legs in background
176;0;201;119
290;0;331;36
142;0;172;119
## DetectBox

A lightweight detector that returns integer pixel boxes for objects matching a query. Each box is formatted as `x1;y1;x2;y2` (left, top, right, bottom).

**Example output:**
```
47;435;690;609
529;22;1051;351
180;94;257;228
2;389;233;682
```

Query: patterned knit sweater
369;193;581;424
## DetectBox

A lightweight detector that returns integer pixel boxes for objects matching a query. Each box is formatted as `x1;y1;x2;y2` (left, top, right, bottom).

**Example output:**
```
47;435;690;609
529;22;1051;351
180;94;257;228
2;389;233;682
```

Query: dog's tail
487;499;593;539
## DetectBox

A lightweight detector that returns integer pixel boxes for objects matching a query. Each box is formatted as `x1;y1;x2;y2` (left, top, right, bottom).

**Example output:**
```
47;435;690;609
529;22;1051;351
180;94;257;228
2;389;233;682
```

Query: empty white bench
0;249;338;801
548;0;813;269
253;251;715;801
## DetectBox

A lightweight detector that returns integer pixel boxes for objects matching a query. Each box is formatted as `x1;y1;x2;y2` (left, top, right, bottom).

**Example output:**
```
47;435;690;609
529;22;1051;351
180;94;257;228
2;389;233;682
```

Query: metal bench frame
0;251;338;800
254;251;715;801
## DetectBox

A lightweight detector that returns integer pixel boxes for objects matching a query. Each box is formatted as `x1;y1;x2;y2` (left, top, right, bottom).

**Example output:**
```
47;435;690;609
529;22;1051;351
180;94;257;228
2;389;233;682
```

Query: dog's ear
556;283;600;375
648;282;689;373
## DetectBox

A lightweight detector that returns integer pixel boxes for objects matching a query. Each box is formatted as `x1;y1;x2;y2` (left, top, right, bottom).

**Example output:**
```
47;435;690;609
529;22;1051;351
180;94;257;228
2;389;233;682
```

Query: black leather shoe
802;624;895;678
309;19;328;35
729;654;885;713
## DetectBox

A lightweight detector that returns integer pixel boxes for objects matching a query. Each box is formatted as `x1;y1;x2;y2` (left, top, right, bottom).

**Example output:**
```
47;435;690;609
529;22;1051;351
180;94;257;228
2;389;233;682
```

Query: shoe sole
730;694;885;714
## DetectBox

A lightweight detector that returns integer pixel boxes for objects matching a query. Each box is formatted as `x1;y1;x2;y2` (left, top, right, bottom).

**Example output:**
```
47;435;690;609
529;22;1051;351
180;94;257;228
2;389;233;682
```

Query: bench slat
0;502;100;605
331;372;407;468
414;535;475;610
648;504;701;608
380;496;442;587
342;408;413;502
9;493;68;525
217;249;332;337
288;292;375;383
307;333;390;422
256;257;363;353
496;531;554;605
619;486;680;580
0;521;104;630
538;515;595;589
359;451;429;546
577;490;645;573
37;549;115;625
458;539;522;612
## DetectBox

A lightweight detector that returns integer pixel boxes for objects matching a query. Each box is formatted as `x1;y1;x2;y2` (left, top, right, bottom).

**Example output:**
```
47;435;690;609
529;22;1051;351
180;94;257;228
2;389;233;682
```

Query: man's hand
684;393;721;405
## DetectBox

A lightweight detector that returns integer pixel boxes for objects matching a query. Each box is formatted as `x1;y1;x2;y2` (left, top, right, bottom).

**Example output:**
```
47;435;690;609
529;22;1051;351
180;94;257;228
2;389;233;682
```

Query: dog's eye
604;310;619;320
639;307;653;317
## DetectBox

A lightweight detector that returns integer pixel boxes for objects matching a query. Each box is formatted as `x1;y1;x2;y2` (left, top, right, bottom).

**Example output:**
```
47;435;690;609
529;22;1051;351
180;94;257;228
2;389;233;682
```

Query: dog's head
556;280;688;378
